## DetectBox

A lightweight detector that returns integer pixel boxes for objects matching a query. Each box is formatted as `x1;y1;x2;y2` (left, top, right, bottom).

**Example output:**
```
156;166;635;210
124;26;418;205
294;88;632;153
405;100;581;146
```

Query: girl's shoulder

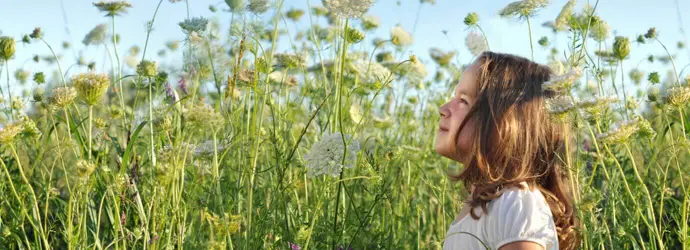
482;182;558;250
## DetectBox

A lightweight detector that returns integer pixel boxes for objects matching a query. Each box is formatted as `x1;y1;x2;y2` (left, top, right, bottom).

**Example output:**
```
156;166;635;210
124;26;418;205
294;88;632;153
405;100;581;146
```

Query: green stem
623;143;664;249
526;16;534;61
5;61;13;121
9;144;50;248
112;15;128;132
148;77;156;168
88;105;93;161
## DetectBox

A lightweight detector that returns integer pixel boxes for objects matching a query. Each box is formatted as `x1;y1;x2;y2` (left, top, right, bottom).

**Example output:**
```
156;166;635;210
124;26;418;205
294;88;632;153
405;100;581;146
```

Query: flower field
0;0;689;249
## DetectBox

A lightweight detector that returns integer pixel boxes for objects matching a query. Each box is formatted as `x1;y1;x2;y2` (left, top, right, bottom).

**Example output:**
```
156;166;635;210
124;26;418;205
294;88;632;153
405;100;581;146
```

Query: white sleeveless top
443;182;558;250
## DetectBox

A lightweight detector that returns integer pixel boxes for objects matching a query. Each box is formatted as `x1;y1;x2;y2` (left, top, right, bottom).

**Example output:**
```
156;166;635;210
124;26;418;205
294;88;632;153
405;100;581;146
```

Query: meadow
0;0;689;249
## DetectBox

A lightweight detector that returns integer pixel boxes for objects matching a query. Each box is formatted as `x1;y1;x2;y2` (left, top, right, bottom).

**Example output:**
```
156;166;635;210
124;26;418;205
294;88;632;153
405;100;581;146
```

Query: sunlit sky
1;0;689;98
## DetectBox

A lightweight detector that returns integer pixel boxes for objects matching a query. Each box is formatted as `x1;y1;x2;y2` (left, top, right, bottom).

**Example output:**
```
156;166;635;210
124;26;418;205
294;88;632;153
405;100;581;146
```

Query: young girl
437;52;578;250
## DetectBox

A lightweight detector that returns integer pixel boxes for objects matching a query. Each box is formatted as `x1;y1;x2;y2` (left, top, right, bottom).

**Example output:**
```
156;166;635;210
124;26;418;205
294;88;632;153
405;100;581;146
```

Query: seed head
0;36;16;60
93;1;133;17
73;72;110;106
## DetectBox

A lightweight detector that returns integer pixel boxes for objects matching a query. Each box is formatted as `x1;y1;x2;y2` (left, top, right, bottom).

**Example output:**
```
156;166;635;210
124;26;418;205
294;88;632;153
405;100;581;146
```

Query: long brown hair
449;51;579;250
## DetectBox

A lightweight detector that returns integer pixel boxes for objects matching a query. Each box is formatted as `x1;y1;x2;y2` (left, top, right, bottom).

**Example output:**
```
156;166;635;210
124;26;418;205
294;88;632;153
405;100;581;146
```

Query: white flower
542;67;583;93
125;55;139;69
399;59;427;83
83;24;109;46
589;20;610;42
194;140;227;158
179;17;209;34
391;25;413;46
303;132;361;177
349;104;363;124
554;0;576;31
465;31;487;56
499;0;550;18
361;14;380;30
545;95;576;116
350;59;391;84
322;0;375;18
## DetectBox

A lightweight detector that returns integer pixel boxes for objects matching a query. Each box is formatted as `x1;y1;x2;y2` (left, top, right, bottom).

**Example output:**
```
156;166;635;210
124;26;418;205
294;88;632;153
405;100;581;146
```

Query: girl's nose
439;103;449;118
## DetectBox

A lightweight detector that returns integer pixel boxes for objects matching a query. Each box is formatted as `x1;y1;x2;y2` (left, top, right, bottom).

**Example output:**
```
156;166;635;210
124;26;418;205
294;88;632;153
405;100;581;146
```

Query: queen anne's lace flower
350;59;391;84
303;132;361;177
179;17;209;34
391;25;413;46
465;31;487;56
322;0;374;19
542;67;582;93
83;24;109;46
554;0;575;31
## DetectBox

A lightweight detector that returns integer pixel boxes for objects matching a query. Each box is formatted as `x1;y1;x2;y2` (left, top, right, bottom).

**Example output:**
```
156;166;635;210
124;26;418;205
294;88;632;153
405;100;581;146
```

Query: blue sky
0;0;688;98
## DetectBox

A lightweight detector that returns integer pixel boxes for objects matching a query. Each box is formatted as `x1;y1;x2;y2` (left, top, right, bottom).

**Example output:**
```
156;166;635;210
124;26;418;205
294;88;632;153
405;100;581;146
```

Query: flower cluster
72;72;110;106
323;0;375;19
542;67;583;93
303;132;361;177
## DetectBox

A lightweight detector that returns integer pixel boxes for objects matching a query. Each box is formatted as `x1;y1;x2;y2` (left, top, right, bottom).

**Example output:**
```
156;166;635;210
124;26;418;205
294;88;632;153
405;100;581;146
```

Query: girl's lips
438;126;449;131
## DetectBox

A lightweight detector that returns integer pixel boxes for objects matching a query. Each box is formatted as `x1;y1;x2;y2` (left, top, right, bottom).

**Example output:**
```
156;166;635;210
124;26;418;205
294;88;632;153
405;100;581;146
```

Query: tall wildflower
664;86;690;107
0;122;23;144
465;31;488;56
499;0;550;18
0;36;16;60
248;0;270;14
49;87;77;108
73;72;110;105
542;67;582;94
179;17;209;34
349;59;391;84
93;1;133;16
554;0;575;31
613;36;630;60
390;25;413;46
596;117;654;144
83;24;109;45
303;132;361;177
322;0;375;18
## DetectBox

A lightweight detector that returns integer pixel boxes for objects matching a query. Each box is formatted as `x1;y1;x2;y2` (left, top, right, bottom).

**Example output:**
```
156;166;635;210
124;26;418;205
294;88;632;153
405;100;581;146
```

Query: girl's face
435;63;479;164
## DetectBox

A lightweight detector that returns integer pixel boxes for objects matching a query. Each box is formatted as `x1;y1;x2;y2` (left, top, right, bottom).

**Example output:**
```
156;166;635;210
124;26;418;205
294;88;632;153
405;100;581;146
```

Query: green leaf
121;121;147;173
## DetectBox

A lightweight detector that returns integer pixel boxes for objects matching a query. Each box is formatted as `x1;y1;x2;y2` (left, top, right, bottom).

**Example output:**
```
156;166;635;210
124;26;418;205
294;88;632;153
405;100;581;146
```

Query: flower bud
0;36;16;60
613;36;630;60
464;12;479;26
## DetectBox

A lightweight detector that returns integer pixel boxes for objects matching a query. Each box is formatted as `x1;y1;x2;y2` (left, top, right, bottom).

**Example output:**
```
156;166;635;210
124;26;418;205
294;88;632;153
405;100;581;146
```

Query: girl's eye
458;98;468;105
